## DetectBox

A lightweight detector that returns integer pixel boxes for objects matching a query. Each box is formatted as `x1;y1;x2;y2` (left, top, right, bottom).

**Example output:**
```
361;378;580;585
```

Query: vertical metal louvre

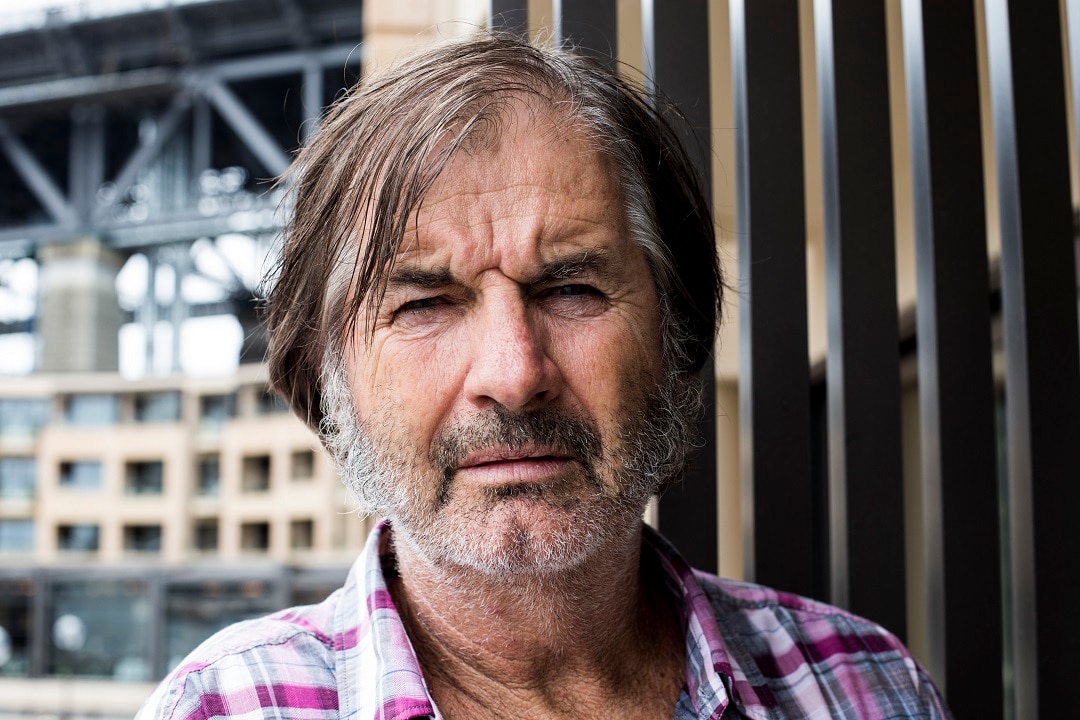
814;0;907;639
985;0;1080;716
553;0;617;63
730;0;816;599
644;0;718;575
901;0;1003;714
489;0;528;37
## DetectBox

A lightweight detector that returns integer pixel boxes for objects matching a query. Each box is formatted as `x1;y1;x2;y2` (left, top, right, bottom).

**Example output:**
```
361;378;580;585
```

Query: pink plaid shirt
137;522;950;719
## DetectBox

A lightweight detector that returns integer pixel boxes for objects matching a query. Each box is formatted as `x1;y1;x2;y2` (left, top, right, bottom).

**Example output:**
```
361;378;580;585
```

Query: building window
197;456;220;496
133;392;180;423
64;394;118;425
0;457;35;500
58;461;102;490
198;394;235;430
125;461;163;495
256;388;287;415
163;578;276;673
57;524;100;552
48;579;150;680
290;519;314;549
0;578;34;677
123;524;162;552
0;520;33;553
192;518;219;552
291;450;314;480
0;398;50;438
241;455;271;492
240;522;270;552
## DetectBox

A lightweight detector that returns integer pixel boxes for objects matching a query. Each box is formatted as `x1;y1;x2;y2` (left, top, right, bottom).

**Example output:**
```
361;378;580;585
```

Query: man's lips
454;446;575;485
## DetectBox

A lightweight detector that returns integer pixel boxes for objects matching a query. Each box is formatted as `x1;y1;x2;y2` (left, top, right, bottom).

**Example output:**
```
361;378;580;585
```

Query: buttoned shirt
137;522;950;719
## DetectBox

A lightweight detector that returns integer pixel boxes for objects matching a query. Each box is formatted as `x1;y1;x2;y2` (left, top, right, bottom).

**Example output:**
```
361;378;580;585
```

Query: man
139;36;950;719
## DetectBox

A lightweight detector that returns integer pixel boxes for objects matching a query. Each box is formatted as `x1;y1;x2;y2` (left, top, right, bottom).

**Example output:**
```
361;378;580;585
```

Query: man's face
339;103;673;574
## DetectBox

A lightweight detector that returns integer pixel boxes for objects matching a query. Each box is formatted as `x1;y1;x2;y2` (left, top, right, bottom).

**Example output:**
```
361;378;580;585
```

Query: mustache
430;406;603;503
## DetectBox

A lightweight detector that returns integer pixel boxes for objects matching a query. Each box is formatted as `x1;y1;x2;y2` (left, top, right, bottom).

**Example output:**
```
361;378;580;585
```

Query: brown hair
264;34;721;432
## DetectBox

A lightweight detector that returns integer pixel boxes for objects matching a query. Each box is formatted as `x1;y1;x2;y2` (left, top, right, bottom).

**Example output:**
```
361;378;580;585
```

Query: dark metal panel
901;0;1003;712
730;0;815;598
815;0;906;638
553;0;617;62
69;104;105;224
0;119;76;226
645;0;717;574
489;1;528;38
202;78;292;177
985;1;1080;715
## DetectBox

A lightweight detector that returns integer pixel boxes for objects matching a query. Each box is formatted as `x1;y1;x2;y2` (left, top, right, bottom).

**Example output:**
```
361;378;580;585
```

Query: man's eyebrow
384;249;617;290
536;250;615;283
385;266;455;290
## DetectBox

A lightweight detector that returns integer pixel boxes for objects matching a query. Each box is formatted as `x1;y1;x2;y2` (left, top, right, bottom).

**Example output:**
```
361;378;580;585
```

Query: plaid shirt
137;522;950;719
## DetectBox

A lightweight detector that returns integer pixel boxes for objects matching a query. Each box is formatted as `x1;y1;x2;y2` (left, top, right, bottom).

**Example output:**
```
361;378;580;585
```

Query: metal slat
815;0;906;637
901;0;1002;712
489;1;528;38
553;0;617;62
730;0;815;598
645;0;717;574
984;1;1080;715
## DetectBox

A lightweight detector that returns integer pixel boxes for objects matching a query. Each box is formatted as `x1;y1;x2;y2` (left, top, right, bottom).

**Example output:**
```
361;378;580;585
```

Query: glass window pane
241;455;270;492
0;578;34;677
57;524;99;552
125;461;163;495
0;520;33;553
123;524;162;553
164;579;277;673
0;398;51;438
0;457;35;499
197;456;220;496
134;392;180;423
64;394;118;426
198;394;234;430
48;579;151;679
59;461;102;490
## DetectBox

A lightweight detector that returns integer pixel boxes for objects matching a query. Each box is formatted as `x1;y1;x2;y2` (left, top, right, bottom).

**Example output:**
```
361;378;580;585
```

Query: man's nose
463;295;563;413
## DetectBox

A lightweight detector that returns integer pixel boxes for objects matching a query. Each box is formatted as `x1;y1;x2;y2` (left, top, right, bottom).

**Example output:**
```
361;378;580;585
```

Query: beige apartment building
0;365;371;567
0;365;375;716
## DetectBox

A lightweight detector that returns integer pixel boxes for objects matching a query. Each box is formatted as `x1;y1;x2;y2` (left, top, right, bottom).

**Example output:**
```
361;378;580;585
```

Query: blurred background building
0;1;1077;719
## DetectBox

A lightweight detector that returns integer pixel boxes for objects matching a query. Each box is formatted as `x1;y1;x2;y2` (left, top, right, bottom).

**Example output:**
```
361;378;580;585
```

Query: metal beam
985;1;1080;716
731;0;816;598
202;77;292;178
490;1;528;38
69;104;106;223
645;0;717;574
553;0;616;62
815;0;906;638
207;44;361;83
901;0;1003;711
0;119;76;226
0;45;360;111
93;87;194;224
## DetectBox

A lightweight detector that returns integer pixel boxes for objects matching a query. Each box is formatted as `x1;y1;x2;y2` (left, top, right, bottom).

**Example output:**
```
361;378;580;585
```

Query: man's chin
393;499;618;576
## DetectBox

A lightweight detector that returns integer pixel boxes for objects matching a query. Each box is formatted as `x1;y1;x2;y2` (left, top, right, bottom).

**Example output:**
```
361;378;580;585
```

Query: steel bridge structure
0;0;361;372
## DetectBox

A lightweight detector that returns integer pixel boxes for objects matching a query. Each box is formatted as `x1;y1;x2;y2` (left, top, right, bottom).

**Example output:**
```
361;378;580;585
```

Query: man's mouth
453;446;576;486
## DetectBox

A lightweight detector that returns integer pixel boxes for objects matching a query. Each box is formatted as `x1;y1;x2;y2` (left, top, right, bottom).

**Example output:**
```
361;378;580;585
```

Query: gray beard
319;356;700;575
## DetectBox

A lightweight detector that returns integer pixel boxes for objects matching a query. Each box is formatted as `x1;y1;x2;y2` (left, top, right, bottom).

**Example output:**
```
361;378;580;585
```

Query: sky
0;0;216;34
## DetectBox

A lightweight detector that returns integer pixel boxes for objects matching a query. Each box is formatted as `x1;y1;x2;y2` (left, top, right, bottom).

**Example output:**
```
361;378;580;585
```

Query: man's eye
396;296;445;314
549;284;598;297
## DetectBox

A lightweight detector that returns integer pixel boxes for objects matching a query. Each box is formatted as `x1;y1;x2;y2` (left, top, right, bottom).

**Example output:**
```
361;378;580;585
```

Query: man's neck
386;523;687;720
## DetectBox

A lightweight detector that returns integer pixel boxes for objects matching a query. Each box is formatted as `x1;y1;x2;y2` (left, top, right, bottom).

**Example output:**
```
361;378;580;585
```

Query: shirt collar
335;521;767;720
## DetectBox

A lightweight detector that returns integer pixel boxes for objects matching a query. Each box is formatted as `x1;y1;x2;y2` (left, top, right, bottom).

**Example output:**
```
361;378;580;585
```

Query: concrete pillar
36;237;125;372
